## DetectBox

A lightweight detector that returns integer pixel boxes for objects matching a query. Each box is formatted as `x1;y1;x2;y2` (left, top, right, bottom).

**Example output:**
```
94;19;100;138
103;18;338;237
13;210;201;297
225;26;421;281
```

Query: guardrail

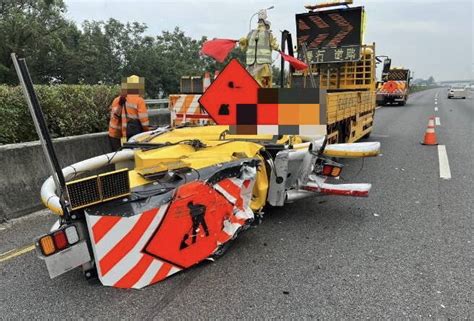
145;98;168;109
145;98;168;116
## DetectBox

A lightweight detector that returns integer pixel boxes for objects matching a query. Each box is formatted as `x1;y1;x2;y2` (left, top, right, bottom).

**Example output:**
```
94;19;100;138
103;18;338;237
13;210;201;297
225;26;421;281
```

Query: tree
0;0;74;84
0;1;248;97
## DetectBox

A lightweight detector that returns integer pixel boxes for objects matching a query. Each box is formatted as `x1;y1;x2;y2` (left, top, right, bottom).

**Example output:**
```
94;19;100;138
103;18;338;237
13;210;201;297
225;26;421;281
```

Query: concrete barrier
0;110;170;221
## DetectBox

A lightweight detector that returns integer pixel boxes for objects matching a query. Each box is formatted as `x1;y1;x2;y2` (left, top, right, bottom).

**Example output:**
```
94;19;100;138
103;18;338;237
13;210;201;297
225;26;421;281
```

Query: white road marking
435;101;438;105
435;117;441;126
438;145;452;180
435;107;438;111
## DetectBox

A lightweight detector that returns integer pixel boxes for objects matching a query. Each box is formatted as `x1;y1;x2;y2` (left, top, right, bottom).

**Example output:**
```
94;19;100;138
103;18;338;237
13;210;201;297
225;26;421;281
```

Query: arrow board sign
296;6;363;49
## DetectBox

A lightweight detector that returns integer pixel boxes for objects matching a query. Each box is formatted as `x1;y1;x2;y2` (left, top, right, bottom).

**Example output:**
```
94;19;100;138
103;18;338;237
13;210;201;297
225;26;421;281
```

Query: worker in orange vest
108;75;150;151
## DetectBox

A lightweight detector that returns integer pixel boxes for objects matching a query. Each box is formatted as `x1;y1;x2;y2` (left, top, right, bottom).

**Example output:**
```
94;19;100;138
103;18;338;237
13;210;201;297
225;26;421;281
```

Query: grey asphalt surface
0;88;472;319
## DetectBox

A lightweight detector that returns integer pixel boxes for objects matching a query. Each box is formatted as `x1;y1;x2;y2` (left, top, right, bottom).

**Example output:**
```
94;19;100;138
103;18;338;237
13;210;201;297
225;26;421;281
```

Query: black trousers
108;136;121;152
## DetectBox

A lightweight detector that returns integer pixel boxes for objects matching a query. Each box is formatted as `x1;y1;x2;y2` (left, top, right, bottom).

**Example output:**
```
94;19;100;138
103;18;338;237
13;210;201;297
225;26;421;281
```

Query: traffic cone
203;72;211;91
427;116;435;128
421;117;438;145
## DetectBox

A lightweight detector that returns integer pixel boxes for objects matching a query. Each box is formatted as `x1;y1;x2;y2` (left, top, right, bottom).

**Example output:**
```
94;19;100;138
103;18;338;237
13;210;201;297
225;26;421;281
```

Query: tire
399;101;406;106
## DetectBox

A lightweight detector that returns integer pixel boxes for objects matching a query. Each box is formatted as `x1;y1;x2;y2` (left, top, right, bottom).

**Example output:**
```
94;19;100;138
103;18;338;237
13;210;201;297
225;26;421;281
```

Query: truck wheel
399;101;406;106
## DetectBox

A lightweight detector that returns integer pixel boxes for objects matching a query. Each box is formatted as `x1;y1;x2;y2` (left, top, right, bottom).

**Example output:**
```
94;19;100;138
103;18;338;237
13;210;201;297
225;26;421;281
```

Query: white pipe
285;190;315;202
41;149;135;215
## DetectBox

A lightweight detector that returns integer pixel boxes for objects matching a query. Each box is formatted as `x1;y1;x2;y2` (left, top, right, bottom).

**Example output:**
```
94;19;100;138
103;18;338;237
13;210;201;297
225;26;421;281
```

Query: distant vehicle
447;86;467;99
376;67;411;106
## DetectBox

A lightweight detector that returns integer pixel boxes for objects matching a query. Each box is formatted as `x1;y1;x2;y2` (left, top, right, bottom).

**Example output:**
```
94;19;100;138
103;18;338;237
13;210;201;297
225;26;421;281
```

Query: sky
64;0;473;82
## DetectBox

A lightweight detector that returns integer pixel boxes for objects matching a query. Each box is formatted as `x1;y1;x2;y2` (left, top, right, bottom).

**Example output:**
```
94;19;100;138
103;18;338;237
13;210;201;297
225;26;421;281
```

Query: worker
108;75;149;151
239;9;279;88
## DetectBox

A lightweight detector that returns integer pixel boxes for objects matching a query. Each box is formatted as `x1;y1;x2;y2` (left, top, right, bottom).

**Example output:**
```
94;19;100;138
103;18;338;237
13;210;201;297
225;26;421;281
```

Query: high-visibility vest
108;94;149;139
246;29;272;65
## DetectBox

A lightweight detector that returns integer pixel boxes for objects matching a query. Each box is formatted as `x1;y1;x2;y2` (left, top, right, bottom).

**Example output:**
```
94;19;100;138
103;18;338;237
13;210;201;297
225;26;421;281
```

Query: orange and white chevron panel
85;205;181;289
377;81;407;95
169;94;214;126
85;171;256;289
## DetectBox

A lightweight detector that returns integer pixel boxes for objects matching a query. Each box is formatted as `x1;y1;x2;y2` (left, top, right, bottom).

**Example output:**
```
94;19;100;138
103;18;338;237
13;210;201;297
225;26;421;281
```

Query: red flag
201;39;238;63
280;51;308;71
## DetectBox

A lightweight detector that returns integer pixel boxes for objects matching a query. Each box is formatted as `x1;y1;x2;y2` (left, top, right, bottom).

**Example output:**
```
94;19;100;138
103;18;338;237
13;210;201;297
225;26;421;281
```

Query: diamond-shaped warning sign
144;181;234;269
199;59;260;125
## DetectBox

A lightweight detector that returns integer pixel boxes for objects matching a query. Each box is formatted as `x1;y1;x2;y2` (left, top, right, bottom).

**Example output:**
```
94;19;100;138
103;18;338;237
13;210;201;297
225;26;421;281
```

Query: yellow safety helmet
121;75;145;94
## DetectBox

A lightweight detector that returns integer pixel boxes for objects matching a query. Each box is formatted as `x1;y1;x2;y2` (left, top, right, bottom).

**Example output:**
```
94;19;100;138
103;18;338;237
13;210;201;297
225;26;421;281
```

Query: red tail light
53;231;68;250
37;225;81;256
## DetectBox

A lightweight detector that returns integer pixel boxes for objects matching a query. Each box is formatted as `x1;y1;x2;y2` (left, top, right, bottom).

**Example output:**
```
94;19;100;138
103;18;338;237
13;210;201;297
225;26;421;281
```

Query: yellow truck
172;4;377;144
290;44;376;143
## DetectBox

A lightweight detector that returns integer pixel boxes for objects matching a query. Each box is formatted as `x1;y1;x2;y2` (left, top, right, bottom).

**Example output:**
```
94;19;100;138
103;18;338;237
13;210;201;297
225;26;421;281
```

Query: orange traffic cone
421;117;438;145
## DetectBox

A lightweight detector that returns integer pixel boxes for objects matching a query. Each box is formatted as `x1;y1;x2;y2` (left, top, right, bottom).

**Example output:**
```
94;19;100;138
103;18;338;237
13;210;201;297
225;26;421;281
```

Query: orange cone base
421;129;438;145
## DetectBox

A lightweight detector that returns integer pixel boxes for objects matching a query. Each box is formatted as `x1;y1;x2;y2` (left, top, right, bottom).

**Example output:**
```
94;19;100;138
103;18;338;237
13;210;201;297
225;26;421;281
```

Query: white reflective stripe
87;214;102;228
94;215;140;257
167;266;181;277
186;96;200;114
173;96;186;112
138;112;148;118
110;124;121;130
127;114;139;119
132;260;164;289
99;205;169;286
214;184;237;204
126;102;137;109
141;121;149;126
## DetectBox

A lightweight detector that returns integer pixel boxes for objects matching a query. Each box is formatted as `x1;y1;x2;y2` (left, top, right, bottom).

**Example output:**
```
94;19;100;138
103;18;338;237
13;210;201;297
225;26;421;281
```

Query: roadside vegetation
409;85;440;94
0;85;118;144
0;0;244;144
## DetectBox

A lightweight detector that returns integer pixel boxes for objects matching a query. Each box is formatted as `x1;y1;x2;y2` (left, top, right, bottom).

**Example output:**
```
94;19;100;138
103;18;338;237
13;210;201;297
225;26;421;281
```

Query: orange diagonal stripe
92;216;122;244
113;255;154;289
99;208;158;276
151;263;173;284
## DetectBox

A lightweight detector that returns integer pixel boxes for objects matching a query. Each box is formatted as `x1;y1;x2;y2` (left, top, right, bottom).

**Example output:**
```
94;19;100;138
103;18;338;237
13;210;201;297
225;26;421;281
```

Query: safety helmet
121;75;145;94
257;9;271;27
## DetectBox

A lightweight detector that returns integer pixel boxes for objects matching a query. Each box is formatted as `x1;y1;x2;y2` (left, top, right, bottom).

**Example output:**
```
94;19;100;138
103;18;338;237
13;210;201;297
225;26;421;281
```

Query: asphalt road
1;88;472;319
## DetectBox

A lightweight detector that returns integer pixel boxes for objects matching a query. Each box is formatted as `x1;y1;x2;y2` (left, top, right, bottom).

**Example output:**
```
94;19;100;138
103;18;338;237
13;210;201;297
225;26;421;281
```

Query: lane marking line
435;117;441;126
435;101;438;105
0;244;35;263
435;107;438;111
438;145;452;180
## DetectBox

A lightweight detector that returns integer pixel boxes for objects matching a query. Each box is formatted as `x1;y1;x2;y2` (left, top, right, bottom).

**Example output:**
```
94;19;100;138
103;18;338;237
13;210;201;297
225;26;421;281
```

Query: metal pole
11;53;70;218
